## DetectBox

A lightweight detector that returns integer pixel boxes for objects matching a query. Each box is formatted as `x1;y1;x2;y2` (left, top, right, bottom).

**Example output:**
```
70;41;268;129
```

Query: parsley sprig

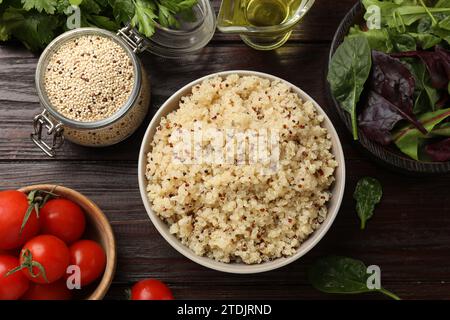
0;0;198;51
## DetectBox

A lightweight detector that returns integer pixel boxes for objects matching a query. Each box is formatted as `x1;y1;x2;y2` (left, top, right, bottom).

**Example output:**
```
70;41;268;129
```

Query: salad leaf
359;51;426;145
409;32;441;49
359;91;412;144
308;256;400;300
431;122;450;136
392;46;450;90
408;61;440;114
439;16;450;31
362;0;450;31
348;26;393;52
391;33;417;51
354;177;382;230
328;36;372;140
393;108;450;159
425;137;450;161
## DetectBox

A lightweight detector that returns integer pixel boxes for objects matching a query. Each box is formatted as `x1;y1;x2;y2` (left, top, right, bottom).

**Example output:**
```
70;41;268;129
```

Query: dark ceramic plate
328;1;450;174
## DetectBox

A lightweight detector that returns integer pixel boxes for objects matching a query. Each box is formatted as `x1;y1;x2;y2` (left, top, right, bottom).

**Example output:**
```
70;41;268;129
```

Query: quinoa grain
146;75;338;264
44;35;135;122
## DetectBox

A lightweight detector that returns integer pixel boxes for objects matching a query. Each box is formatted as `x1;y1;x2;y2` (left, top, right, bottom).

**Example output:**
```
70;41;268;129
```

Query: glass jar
144;0;216;58
217;0;315;50
32;27;151;157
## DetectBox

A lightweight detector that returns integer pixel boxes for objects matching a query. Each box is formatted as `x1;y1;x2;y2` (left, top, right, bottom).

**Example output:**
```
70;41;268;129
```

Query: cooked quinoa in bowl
142;73;342;267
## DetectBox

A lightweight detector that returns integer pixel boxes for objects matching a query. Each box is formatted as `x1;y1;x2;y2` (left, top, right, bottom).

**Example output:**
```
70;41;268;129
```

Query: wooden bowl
328;1;450;174
18;184;116;300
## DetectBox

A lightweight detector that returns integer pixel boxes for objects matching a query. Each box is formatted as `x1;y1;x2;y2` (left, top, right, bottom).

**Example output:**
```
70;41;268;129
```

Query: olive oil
245;0;289;27
217;0;315;50
219;0;301;28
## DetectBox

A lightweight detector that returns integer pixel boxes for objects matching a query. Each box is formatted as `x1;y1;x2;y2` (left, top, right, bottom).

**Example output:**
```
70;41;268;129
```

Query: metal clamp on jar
32;0;216;157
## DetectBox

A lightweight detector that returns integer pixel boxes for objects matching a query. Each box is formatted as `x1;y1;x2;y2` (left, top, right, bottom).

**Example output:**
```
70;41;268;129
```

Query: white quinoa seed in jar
44;35;135;122
33;28;150;152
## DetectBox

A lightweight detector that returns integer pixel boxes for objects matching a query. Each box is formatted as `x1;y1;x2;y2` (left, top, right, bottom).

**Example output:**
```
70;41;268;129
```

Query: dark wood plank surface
1;0;449;300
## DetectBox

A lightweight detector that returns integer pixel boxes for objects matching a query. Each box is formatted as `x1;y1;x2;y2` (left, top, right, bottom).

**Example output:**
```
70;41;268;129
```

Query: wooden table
1;0;449;300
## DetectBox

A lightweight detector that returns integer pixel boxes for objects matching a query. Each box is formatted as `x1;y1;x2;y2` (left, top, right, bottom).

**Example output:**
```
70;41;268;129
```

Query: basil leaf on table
308;256;400;300
328;36;372;140
394;108;450;160
353;177;382;230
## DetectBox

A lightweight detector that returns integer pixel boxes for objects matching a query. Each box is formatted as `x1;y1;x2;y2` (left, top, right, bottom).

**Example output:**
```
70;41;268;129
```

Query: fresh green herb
328;35;372;140
353;177;382;230
308;256;401;300
0;0;198;51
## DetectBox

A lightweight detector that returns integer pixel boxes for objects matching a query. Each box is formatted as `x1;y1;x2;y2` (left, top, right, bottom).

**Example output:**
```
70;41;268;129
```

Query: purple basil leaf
425;138;450;162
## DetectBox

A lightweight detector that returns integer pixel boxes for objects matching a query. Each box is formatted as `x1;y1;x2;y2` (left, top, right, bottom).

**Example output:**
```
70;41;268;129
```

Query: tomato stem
5;249;49;283
20;187;59;235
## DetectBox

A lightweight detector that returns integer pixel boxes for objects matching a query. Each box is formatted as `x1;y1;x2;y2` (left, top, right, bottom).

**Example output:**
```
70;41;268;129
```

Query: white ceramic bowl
138;71;346;274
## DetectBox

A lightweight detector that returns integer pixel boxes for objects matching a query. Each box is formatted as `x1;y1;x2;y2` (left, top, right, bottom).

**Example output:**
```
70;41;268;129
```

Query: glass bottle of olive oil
217;0;315;50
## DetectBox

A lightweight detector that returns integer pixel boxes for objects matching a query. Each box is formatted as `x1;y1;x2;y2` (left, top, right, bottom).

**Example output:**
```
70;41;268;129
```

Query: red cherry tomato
0;191;40;250
20;235;70;284
0;255;29;300
69;240;106;287
131;279;174;300
40;199;86;244
22;279;72;300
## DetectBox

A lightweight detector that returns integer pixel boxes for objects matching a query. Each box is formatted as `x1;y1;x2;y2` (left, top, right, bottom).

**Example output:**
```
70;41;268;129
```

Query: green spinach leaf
353;177;383;230
308;256;401;300
408;62;439;114
392;33;417;51
348;26;393;52
409;32;441;49
328;36;372;140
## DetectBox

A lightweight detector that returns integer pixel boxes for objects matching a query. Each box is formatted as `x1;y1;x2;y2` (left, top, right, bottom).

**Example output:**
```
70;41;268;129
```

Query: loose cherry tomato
0;190;40;250
20;235;70;284
22;279;72;300
0;255;29;300
40;199;86;244
130;279;174;300
69;240;106;287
